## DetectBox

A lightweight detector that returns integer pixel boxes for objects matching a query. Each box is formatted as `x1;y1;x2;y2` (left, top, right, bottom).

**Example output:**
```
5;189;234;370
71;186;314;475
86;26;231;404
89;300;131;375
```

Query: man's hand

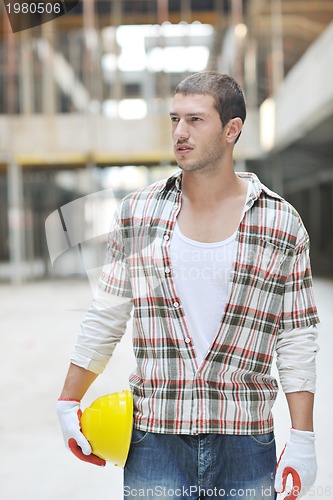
56;399;106;466
275;429;317;499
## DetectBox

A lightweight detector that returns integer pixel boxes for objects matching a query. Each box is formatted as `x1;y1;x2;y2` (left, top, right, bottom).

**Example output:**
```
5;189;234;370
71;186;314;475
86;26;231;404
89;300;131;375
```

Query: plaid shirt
98;171;319;435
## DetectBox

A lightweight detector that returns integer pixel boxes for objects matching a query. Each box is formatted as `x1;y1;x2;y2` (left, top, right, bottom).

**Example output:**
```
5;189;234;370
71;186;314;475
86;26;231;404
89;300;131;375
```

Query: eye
170;116;179;123
191;117;202;122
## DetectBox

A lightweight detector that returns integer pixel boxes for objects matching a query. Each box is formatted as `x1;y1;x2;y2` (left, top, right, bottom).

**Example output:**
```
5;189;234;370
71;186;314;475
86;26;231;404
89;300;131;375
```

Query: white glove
275;429;317;499
56;399;105;466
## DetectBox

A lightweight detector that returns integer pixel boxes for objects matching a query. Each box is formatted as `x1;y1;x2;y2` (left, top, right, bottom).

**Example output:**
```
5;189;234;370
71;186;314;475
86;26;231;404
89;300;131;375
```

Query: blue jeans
124;429;277;499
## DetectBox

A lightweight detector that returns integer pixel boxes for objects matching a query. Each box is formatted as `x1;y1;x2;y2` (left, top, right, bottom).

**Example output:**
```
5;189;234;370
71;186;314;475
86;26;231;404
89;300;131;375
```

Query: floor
0;278;332;500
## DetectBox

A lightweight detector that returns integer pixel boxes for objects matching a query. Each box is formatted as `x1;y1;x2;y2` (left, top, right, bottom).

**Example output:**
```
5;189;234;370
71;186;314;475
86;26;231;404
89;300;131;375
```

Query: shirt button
164;267;171;274
184;337;191;344
163;234;170;241
173;301;180;308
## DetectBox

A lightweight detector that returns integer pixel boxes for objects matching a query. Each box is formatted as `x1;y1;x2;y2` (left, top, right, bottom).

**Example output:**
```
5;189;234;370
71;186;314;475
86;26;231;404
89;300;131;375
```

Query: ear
225;118;243;144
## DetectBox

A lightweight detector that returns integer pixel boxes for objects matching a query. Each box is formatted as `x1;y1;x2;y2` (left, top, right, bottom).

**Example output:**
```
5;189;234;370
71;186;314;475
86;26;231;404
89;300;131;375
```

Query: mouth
175;144;194;155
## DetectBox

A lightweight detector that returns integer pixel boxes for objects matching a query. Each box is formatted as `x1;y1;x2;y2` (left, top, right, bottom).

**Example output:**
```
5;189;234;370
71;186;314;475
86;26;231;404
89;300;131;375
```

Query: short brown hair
175;71;246;127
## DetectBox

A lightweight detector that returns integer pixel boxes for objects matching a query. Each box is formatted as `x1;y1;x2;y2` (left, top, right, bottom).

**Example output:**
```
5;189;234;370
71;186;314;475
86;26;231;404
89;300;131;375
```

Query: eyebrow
169;112;208;117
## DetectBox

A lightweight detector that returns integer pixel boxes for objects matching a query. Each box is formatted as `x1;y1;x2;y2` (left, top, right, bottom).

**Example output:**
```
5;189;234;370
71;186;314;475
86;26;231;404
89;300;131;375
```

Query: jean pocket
250;431;275;447
131;427;149;445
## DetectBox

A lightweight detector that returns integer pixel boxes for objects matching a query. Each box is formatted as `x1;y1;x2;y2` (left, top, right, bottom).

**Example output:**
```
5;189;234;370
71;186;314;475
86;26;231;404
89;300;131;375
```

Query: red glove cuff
58;398;80;403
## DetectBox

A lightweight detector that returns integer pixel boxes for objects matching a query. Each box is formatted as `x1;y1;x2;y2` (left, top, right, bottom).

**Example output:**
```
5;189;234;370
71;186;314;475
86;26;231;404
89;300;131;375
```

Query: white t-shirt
169;223;237;366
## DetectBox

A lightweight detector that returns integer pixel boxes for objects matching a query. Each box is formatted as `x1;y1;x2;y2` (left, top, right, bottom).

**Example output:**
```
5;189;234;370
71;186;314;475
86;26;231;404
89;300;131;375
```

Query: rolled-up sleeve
276;324;319;393
71;206;133;374
71;290;133;374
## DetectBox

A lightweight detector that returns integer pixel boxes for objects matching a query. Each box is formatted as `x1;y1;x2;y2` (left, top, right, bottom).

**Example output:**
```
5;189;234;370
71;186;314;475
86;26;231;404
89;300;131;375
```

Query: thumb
274;464;284;494
281;468;302;500
75;434;92;456
68;438;106;467
75;409;91;455
275;446;286;494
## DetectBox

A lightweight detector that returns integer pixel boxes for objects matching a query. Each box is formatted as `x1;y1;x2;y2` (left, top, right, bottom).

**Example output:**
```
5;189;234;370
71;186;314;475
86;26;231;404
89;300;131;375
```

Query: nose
173;119;190;142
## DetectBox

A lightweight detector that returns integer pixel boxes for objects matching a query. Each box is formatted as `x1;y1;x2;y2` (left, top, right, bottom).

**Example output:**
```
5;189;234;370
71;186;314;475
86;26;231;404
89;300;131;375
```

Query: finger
68;438;106;467
274;471;283;493
274;466;284;493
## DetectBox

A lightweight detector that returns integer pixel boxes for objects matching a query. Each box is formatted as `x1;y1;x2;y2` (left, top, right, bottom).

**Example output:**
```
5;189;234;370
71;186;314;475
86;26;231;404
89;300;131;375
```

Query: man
57;72;319;499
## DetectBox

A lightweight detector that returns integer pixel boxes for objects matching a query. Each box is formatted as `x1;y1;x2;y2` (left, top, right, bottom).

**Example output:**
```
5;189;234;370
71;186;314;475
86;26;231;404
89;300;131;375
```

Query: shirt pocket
249;238;293;293
240;238;294;329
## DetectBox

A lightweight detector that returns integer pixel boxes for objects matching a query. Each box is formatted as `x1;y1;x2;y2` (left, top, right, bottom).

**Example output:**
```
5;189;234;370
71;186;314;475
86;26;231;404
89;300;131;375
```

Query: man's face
170;93;226;173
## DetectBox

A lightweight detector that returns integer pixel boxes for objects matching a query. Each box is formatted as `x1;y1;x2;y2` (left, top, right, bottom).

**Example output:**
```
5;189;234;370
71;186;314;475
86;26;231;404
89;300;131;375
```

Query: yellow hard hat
81;390;133;467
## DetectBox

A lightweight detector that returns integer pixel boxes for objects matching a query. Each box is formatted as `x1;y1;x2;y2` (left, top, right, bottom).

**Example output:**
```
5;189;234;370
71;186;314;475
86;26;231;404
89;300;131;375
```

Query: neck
181;161;245;207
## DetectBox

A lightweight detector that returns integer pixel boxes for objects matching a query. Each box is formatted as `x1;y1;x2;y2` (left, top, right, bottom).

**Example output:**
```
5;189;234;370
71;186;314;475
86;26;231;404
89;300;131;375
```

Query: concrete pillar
244;38;258;108
83;0;103;104
180;0;191;23
68;32;82;95
41;23;57;114
180;0;191;83
20;30;34;114
157;0;169;24
271;0;284;94
142;69;155;114
7;160;25;284
231;0;245;86
111;0;123;103
4;13;17;114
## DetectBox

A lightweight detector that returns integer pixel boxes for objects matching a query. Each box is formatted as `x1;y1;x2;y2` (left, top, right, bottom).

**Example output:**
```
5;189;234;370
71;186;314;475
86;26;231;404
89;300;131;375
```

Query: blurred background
0;1;332;499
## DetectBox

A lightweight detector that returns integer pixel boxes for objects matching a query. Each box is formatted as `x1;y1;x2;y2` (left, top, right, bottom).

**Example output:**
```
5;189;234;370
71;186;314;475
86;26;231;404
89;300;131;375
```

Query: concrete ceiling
1;0;333;105
1;0;332;169
3;0;332;93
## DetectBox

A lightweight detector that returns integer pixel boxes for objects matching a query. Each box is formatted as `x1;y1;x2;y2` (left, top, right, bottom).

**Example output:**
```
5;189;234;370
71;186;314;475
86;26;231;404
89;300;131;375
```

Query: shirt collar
162;170;182;192
162;170;283;206
237;172;284;211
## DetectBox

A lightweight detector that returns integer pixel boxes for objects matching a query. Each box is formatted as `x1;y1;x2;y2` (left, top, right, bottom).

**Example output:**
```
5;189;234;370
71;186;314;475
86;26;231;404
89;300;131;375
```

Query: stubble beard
177;144;225;174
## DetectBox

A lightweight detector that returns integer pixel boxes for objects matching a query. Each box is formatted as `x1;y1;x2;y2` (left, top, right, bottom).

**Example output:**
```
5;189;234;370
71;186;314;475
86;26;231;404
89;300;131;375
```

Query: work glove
275;429;317;499
56;399;106;466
